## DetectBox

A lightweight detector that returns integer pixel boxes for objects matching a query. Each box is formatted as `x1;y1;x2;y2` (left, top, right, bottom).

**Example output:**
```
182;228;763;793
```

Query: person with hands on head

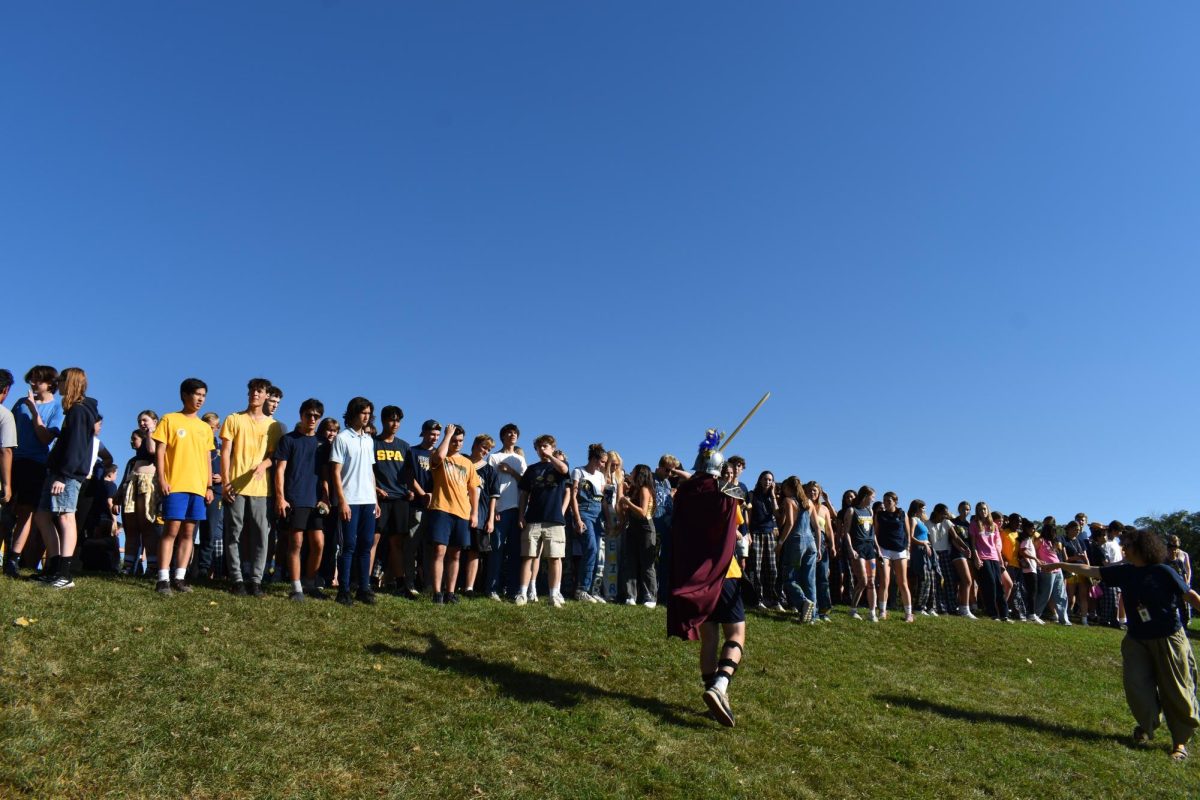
274;398;327;601
1048;528;1200;762
329;397;380;606
150;378;215;596
515;434;570;607
425;423;480;604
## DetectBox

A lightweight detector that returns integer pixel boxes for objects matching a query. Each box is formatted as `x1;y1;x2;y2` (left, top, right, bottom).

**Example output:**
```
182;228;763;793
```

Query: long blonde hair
606;450;625;485
58;367;88;411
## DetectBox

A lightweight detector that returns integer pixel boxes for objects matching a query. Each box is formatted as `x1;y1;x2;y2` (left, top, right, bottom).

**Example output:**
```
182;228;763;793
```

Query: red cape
666;473;739;641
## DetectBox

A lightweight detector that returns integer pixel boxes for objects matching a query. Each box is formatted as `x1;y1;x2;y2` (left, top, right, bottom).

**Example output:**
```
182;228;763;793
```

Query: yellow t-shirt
726;505;745;579
1000;528;1020;568
151;412;214;496
265;420;287;496
428;453;481;520
220;412;275;497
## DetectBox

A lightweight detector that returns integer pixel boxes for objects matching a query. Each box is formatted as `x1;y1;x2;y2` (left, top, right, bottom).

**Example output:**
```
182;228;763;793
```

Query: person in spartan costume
667;429;747;728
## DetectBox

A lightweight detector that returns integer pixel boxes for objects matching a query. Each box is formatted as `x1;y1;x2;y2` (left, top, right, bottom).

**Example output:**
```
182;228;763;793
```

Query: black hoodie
47;397;100;482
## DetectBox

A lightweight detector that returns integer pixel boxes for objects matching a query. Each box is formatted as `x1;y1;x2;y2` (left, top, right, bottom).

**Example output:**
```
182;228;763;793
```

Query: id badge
1137;605;1152;623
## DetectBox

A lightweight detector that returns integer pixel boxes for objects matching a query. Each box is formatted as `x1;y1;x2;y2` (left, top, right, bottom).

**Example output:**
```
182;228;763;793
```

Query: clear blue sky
3;2;1197;523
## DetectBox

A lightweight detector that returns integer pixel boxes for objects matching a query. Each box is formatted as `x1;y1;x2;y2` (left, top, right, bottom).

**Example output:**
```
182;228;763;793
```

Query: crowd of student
0;366;1193;629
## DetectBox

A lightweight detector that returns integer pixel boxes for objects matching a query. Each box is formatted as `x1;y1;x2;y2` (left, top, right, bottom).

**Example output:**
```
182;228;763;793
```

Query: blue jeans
574;511;601;595
1035;569;1069;622
815;545;831;613
783;531;818;618
194;488;224;579
338;504;376;593
492;508;520;598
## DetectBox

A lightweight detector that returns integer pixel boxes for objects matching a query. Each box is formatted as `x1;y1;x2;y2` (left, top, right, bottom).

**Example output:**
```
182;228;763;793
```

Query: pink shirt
1036;537;1060;565
969;519;1002;561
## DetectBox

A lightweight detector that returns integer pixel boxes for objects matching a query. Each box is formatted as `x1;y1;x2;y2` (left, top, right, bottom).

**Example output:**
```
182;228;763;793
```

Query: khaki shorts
522;522;566;559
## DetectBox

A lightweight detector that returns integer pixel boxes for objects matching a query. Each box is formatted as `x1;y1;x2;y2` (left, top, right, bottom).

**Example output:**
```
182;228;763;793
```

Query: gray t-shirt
0;404;16;449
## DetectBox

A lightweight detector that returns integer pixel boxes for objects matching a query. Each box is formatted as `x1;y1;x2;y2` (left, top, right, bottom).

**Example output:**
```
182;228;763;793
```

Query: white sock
519;583;529;596
293;580;303;592
173;568;186;581
157;568;170;581
712;674;730;694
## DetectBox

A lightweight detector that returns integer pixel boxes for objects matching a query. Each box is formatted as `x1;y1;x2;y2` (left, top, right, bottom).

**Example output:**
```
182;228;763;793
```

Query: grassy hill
2;576;1198;799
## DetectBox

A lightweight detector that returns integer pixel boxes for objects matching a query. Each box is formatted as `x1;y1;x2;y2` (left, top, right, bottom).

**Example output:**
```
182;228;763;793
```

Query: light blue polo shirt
329;427;377;506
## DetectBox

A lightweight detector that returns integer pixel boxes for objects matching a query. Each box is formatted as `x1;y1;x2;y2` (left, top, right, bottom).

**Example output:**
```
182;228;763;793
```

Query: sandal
1171;745;1188;762
1133;725;1150;745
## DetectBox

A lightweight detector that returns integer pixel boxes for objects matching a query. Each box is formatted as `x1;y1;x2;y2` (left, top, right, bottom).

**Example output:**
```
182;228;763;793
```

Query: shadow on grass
874;694;1121;745
368;633;707;728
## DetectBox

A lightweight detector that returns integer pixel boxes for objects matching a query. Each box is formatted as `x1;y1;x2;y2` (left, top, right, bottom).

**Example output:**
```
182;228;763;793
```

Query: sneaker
702;687;736;728
849;610;862;621
919;610;930;616
32;571;54;584
905;613;915;623
1060;619;1072;626
1004;618;1014;624
335;591;354;606
231;582;248;596
461;589;475;600
248;582;264;598
774;603;788;613
289;590;305;602
170;579;193;594
550;593;565;608
642;601;657;609
50;576;75;590
929;609;939;617
446;593;460;605
574;590;591;603
624;598;636;606
755;602;768;610
514;594;527;606
156;580;174;596
819;614;832;622
869;610;878;623
1029;615;1045;625
308;587;329;600
878;609;888;621
3;560;19;579
356;589;376;605
798;599;814;622
528;589;539;603
488;592;502;602
958;608;977;620
432;592;445;605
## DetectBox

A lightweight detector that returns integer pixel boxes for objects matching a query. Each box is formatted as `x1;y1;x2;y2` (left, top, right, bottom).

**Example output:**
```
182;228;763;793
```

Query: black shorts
12;459;47;507
284;506;322;532
377;499;410;537
708;578;745;625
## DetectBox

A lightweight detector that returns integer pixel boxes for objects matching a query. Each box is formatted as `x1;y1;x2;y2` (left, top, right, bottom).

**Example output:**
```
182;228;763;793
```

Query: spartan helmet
693;447;726;478
692;428;725;477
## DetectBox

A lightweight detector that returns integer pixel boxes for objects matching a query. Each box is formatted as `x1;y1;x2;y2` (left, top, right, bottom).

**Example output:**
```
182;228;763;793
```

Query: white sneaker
550;593;565;608
849;610;862;620
1029;614;1045;625
929;609;939;617
488;592;502;602
642;600;657;609
514;594;528;606
528;586;538;603
869;610;878;623
624;598;636;606
574;590;591;603
958;608;977;619
774;603;788;613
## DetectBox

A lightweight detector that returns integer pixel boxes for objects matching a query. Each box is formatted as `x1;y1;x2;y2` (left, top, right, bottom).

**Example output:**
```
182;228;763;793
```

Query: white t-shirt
571;466;606;504
927;519;955;552
1104;539;1123;565
330;428;377;506
489;450;527;513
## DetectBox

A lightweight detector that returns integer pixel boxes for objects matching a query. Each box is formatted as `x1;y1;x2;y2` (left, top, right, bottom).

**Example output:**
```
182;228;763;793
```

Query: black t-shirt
88;479;118;528
402;447;434;508
519;460;568;525
474;461;501;527
876;509;907;551
275;431;322;508
1100;563;1191;640
373;436;411;499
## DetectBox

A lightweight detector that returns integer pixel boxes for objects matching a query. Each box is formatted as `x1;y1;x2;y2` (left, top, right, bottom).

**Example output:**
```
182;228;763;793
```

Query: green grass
3;576;1199;799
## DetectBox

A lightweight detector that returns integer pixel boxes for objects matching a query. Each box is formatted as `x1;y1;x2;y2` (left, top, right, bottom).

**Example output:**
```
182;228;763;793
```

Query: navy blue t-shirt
1100;563;1191;640
275;431;322;508
373;436;411;499
519;460;569;525
403;446;434;508
474;461;501;527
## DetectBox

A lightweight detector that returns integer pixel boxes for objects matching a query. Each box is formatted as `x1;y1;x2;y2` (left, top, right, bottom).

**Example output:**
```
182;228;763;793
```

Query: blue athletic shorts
427;508;471;548
708;577;745;625
161;491;207;522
